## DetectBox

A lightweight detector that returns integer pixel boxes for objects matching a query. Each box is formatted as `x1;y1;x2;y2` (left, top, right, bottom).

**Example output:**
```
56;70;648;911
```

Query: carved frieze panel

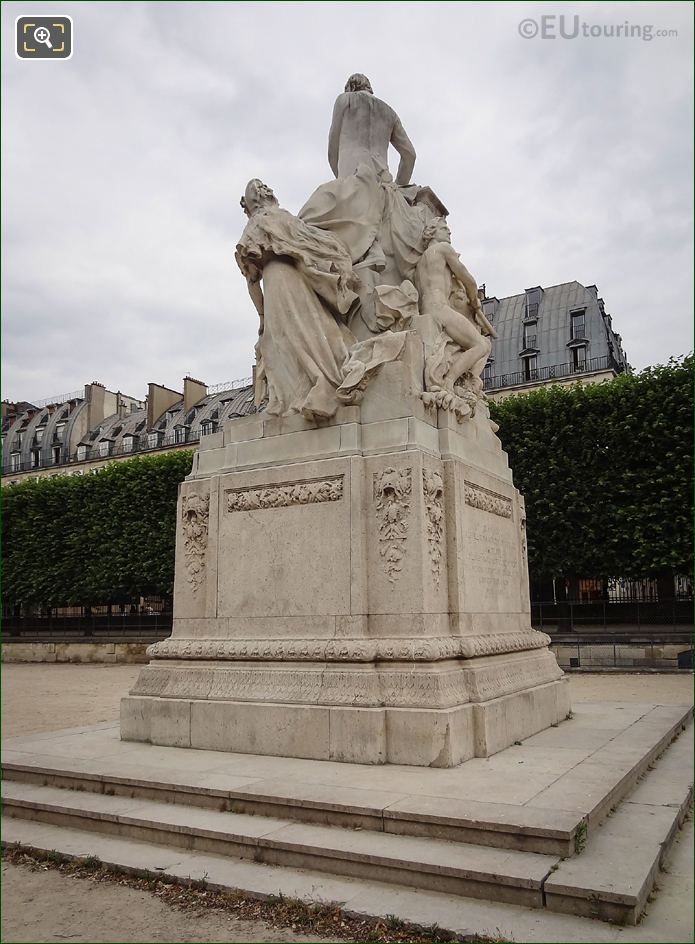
226;476;343;512
464;482;512;519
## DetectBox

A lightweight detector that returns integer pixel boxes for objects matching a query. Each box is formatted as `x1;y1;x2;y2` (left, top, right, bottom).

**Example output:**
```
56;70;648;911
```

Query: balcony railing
2;429;202;478
484;354;620;392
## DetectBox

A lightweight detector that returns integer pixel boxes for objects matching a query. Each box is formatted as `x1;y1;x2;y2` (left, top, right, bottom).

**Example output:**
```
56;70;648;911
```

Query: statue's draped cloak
236;204;404;420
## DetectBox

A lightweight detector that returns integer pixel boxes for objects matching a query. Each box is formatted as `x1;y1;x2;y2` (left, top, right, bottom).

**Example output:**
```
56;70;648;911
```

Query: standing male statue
328;73;416;185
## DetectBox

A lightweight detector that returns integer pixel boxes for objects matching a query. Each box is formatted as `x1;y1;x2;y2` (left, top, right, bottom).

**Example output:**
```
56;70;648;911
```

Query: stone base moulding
121;677;570;767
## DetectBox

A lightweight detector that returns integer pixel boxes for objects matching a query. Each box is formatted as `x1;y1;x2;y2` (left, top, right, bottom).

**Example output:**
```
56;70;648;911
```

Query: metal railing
550;633;693;670
207;377;253;395
25;390;84;409
2;430;201;477
484;355;621;392
2;603;173;638
531;598;693;632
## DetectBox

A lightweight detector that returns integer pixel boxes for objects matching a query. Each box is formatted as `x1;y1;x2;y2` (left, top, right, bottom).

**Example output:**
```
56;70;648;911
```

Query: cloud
2;0;692;402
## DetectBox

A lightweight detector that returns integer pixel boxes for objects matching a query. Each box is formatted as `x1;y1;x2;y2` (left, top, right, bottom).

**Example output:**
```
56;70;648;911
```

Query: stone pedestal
121;333;570;766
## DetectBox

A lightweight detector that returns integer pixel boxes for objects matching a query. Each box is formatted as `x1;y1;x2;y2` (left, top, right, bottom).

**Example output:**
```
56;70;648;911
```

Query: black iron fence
550;632;693;670
531;598;693;632
2;602;173;638
484;355;620;392
4;598;691;642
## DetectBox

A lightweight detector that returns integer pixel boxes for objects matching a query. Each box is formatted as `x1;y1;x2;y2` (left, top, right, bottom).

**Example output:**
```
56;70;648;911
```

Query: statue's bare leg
436;305;489;377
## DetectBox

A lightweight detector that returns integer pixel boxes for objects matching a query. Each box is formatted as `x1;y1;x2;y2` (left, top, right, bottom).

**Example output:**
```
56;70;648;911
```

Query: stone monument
121;74;570;766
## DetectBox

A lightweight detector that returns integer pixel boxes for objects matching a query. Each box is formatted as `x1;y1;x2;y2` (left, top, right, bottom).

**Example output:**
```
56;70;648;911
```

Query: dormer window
174;425;188;444
200;419;217;437
570;309;586;340
525;286;543;320
122;435;135;453
77;444;88;461
523;323;537;349
98;440;111;458
148;431;162;449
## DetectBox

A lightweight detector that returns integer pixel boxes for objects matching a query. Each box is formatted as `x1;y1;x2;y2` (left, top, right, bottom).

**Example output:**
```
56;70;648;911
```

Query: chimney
183;376;207;415
147;383;182;430
85;381;106;431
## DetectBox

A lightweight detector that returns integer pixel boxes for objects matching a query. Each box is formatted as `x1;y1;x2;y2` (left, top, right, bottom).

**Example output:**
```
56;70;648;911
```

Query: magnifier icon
34;26;53;49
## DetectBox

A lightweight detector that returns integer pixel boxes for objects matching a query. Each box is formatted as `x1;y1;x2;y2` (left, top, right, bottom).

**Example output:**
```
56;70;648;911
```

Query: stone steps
3;703;690;859
1;760;580;856
2;704;692;925
0;780;558;908
544;728;694;924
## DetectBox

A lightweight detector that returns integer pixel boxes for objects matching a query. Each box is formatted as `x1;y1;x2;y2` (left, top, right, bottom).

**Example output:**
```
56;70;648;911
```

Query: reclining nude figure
415;217;497;415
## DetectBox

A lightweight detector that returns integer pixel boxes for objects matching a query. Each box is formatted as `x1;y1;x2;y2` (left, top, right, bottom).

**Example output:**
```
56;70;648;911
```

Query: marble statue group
236;73;497;423
121;70;569;767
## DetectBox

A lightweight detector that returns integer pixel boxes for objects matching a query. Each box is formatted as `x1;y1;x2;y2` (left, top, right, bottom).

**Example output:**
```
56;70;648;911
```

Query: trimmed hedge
2;451;192;606
2;358;691;605
490;356;693;579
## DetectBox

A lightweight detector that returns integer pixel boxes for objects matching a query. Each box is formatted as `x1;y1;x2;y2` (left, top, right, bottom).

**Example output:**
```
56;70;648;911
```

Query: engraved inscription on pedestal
373;468;412;583
422;469;444;587
226;476;343;512
181;493;210;594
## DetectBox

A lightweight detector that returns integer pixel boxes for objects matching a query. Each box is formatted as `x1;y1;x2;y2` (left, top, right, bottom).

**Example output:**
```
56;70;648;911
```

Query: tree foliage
490;357;693;579
2;451;192;606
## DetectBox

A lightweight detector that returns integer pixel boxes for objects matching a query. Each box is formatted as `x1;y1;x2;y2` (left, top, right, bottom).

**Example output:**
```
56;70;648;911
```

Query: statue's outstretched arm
391;118;416;186
328;95;347;178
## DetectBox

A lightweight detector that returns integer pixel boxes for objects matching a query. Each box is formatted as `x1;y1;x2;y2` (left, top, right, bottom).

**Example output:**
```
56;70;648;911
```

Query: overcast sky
2;0;692;404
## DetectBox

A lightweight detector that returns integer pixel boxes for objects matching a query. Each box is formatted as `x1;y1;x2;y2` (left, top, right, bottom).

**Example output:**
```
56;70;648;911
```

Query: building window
148;431;161;449
98;440;111;457
570;309;586;340
122;436;134;453
523;323;537;349
524;355;538;382
572;346;587;371
482;363;493;383
200;420;217;437
10;453;21;472
52;446;61;465
174;426;188;444
77;444;87;461
525;287;542;319
31;450;41;468
35;427;45;444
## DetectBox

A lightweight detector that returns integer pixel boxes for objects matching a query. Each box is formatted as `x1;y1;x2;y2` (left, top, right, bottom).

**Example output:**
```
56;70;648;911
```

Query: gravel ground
0;861;335;943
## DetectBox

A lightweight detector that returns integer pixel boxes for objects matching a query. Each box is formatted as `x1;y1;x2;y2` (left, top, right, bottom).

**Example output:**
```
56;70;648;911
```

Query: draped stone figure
236;179;406;421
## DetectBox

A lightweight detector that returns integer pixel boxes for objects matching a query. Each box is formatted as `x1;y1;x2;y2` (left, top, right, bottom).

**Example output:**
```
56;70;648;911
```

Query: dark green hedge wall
490;357;693;580
2;450;192;606
2;359;692;606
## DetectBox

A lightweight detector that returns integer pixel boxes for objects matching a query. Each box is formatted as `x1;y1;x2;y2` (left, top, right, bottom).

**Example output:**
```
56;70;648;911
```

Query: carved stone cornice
147;630;551;663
